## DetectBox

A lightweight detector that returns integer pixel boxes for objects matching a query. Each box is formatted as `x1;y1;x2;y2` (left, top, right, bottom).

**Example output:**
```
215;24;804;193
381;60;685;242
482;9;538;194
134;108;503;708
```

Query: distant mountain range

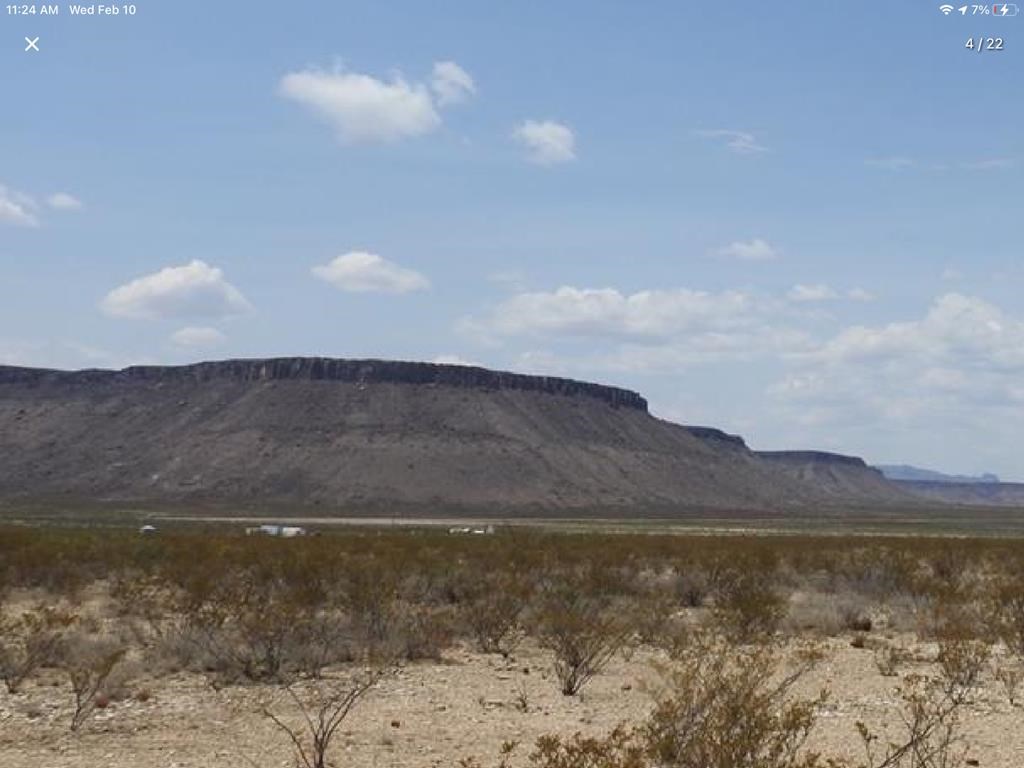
876;465;1001;485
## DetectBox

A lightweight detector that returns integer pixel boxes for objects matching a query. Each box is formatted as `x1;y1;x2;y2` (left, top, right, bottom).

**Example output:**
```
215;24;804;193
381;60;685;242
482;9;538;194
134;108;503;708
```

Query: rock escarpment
0;358;647;411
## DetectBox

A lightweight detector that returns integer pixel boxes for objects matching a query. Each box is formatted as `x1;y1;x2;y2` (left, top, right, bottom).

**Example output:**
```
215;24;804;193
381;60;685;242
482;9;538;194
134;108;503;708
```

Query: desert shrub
672;566;711;608
992;658;1023;706
185;596;299;683
642;639;827;768
873;644;911;678
987;576;1024;659
926;545;970;593
838;598;874;633
465;638;828;768
854;673;968;768
529;726;646;768
0;604;77;693
290;611;357;679
711;570;787;643
109;571;172;632
340;556;399;647
392;604;456;662
931;606;990;702
61;635;127;731
837;548;921;602
459;571;531;655
262;669;388;768
786;599;834;636
535;571;632;695
630;588;677;646
173;564;344;684
936;632;989;703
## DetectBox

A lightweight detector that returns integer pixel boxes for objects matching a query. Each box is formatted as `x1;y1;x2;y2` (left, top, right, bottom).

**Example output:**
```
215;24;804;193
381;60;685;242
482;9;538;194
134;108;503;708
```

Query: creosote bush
62;636;127;731
262;668;388;768
535;570;632;695
0;604;77;693
711;569;788;643
465;635;829;768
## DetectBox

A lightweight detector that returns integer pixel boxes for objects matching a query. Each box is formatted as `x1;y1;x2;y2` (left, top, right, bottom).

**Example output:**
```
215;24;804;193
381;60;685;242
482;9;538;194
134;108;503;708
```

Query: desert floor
1;633;1022;768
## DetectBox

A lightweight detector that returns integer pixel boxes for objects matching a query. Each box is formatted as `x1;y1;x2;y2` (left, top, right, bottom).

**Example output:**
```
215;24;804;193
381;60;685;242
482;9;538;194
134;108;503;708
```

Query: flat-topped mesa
755;450;872;469
684;426;748;450
0;357;649;412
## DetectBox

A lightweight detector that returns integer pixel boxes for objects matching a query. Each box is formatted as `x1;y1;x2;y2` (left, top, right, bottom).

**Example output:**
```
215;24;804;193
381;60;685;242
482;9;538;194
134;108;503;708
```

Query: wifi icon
939;4;955;13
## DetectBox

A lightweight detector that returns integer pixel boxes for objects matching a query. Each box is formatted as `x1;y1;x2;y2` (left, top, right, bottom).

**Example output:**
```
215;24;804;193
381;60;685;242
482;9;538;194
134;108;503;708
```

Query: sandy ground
1;635;1022;768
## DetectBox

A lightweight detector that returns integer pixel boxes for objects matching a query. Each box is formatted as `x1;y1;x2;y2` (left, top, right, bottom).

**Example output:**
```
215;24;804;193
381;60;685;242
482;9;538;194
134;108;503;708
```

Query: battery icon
993;3;1019;14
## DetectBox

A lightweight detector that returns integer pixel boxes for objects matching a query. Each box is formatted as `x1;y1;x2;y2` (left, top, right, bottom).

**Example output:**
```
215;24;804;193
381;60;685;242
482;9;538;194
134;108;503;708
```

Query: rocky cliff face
756;451;873;469
684;426;749;450
0;358;648;412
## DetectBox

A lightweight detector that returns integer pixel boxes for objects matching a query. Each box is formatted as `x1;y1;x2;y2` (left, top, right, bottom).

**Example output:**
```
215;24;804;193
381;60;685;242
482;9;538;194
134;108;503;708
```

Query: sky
2;1;1022;478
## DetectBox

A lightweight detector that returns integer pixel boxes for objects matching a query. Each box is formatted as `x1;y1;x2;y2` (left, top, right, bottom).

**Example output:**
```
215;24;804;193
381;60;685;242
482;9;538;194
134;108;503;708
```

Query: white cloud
715;238;779;262
430;61;476;106
695;129;767;154
808;293;1024;369
170;326;227;349
787;284;838;303
847;288;875;302
773;294;1024;447
480;286;759;340
101;260;252;319
0;185;39;227
962;157;1015;170
280;67;441;144
48;192;83;211
312;251;430;294
512;120;576;165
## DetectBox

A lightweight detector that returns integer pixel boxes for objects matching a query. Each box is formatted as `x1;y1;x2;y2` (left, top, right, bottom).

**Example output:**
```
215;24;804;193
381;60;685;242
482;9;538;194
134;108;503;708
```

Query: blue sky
2;1;1022;477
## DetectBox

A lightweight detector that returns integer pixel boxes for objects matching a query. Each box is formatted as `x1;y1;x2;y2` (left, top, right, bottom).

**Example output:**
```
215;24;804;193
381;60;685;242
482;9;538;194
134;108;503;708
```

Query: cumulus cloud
47;192;83;211
695;129;767;154
715;238;779;262
512;120;576;165
807;293;1024;369
787;284;839;303
312;251;430;294
769;293;1024;464
280;60;476;144
170;326;227;349
0;185;39;227
280;67;441;144
101;260;252;319
478;286;761;341
430;61;476;105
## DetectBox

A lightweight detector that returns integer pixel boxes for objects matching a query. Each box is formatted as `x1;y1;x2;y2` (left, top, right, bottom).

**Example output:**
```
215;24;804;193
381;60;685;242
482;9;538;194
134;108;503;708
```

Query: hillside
0;358;912;515
754;451;914;504
893;480;1024;507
